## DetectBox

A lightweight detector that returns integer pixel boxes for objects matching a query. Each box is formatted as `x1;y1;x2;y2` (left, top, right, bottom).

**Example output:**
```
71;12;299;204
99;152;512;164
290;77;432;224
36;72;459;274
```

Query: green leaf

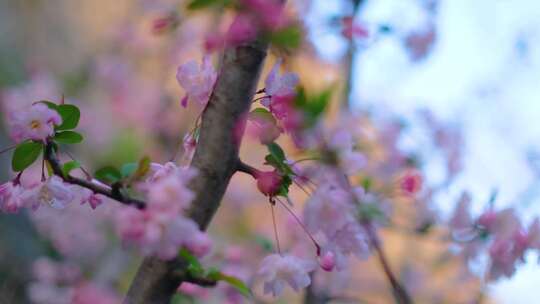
121;163;137;179
293;87;332;128
133;156;151;179
267;143;286;162
249;108;276;123
206;270;251;298
62;160;80;177
187;0;231;10
12;141;43;172
179;248;204;277
55;104;80;131
54;131;83;144
269;25;302;50
254;235;274;252
121;156;151;181
264;143;294;176
276;174;292;197
95;166;122;184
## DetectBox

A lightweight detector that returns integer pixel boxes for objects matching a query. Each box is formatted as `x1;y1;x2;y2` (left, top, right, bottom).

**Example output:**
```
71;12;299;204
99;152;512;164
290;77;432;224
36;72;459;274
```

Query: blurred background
0;0;538;303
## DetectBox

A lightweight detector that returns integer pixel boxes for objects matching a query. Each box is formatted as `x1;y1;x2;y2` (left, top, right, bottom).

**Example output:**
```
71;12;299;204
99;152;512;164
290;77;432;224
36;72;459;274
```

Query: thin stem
0;144;17;155
363;222;412;304
64;150;92;180
270;201;282;255
236;160;262;178
275;197;321;256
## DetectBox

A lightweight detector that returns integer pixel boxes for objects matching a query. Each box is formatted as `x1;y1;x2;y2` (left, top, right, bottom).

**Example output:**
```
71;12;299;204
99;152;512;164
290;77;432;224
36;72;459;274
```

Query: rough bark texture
124;38;269;304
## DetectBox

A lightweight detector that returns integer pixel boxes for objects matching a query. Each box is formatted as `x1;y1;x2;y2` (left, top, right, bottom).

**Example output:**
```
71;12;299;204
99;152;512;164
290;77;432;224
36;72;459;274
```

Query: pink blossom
182;133;197;163
116;164;209;260
0;181;26;213
304;184;355;237
341;16;369;40
33;258;80;285
116;206;209;259
178;282;209;298
147;172;195;216
185;232;212;257
256;171;282;196
227;14;258;45
257;254;316;296
449;192;473;232
80;191;104;210
327;128;366;174
324;222;370;270
30;203;107;258
528;219;540;251
488;238;518;280
7;103;61;143
246;113;282;144
319;251;335;272
204;32;225;52
399;169;423;195
71;283;120;304
264;60;299;100
22;176;75;210
176;56;217;108
242;0;288;30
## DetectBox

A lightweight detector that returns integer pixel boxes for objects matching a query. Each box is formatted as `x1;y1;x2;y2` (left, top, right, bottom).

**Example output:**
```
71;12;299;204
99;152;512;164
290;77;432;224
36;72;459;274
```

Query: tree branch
363;222;413;304
124;33;271;304
44;142;146;209
236;160;262;178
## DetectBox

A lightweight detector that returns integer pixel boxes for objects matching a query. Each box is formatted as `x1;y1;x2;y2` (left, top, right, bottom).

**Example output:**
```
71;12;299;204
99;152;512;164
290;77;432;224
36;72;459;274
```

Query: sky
308;0;540;302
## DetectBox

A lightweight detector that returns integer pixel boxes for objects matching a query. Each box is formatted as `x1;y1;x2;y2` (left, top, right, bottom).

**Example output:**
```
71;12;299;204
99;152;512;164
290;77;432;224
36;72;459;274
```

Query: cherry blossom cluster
28;258;120;304
116;162;211;260
449;193;540;280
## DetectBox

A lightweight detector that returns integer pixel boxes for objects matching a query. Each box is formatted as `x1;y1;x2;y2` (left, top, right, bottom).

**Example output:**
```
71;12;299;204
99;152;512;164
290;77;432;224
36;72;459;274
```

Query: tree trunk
124;38;269;304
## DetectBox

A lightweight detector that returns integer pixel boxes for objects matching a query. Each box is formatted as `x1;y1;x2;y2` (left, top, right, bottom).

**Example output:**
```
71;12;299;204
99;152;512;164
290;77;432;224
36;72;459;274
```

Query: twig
363;222;413;304
236;160;262;177
44;142;146;209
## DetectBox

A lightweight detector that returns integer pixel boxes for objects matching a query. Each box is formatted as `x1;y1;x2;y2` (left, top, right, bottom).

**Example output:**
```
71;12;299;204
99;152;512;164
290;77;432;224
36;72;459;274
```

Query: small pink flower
256;171;282;197
71;282;120;304
178;282;209;298
319;251;335;272
477;210;498;230
242;0;288;30
186;232;212;257
488;238;517;280
151;14;178;35
227;14;258;45
0;181;26;213
399;169;423;195
8;103;61;143
204;32;225;53
264;60;299;100
341;16;369;40
257;254;316;297
246;114;282;144
176;56;217;108
182;133;197;163
304;183;355;237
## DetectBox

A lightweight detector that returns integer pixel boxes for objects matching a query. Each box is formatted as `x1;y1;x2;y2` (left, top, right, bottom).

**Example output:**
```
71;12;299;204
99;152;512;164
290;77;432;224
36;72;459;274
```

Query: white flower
257;254;316;297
